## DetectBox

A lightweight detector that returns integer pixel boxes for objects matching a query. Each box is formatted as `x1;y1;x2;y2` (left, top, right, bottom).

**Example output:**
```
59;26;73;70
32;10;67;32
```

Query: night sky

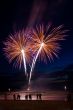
0;0;73;80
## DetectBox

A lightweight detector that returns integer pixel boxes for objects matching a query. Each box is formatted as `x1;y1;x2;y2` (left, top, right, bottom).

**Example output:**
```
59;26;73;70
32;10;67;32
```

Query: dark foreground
0;101;73;110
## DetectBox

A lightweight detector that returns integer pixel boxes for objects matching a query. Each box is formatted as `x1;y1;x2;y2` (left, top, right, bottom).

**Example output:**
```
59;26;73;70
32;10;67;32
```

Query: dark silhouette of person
67;93;71;102
36;94;39;100
17;94;20;100
29;94;32;100
67;93;72;110
39;94;42;100
13;94;16;100
25;95;28;100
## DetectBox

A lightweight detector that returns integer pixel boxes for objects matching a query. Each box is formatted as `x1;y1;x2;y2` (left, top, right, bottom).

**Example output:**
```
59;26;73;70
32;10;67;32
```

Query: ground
0;100;73;110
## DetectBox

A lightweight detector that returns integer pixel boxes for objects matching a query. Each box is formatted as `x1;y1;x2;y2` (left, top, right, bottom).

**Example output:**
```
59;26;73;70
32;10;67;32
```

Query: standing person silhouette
36;94;39;100
13;94;16;100
25;95;28;100
39;94;42;100
29;94;32;100
17;94;20;100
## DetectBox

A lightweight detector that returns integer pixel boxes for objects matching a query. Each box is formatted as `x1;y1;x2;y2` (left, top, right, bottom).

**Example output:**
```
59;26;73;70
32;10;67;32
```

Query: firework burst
3;30;30;76
29;24;67;84
3;24;67;85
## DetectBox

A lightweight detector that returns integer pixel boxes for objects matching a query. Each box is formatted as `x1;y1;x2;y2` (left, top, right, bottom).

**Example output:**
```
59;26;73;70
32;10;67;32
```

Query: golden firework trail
3;31;30;77
29;24;67;84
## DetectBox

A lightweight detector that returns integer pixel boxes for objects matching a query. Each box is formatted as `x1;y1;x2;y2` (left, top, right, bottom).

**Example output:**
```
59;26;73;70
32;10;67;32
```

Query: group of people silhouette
13;93;42;100
13;94;20;100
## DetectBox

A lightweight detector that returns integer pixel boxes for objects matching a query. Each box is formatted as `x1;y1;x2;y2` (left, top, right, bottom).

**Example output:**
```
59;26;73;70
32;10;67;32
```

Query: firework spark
21;49;27;75
3;31;30;76
29;24;67;84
